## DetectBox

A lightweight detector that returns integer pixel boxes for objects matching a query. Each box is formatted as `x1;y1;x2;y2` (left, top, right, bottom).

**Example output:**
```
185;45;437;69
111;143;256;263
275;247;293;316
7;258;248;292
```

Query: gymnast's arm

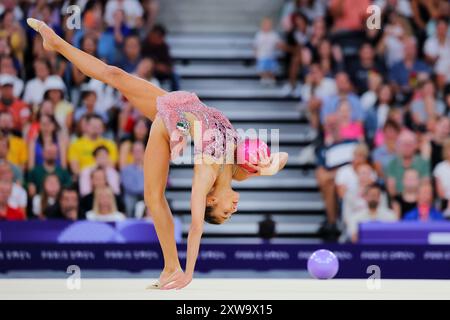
185;164;216;277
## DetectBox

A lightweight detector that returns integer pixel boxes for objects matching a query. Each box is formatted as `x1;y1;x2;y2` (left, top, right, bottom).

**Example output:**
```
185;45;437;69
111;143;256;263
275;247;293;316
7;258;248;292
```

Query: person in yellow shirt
0;111;27;169
68;114;118;175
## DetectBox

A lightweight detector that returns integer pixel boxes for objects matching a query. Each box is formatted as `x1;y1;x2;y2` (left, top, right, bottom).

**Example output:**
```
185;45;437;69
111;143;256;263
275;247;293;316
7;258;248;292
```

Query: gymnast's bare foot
146;267;183;289
27;18;59;52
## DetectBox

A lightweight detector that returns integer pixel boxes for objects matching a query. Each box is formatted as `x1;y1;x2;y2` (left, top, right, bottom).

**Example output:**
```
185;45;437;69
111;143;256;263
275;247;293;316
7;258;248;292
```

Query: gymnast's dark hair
204;205;221;225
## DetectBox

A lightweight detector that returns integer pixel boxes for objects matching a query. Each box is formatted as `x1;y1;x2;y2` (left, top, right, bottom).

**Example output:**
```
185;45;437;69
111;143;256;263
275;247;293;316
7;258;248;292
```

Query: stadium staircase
158;0;325;242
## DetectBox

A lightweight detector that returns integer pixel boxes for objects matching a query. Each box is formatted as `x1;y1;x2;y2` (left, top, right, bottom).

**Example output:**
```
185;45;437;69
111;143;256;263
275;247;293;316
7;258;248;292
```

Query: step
180;79;296;99
201;99;302;121
168;34;254;48
168;168;318;190
171;47;254;61
166;191;325;213
176;63;268;78
159;0;282;33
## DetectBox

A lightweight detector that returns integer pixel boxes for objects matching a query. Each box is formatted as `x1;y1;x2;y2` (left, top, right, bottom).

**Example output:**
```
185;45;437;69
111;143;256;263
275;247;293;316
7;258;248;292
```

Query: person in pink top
28;19;288;290
324;99;364;144
337;99;364;141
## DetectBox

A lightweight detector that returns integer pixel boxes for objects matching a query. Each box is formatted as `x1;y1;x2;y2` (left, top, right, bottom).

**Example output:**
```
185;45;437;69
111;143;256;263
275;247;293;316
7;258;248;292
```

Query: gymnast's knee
144;192;166;212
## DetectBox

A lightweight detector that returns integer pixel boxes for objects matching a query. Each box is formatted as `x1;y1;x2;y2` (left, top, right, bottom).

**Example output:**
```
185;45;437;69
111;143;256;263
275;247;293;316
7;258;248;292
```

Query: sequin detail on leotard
156;91;241;162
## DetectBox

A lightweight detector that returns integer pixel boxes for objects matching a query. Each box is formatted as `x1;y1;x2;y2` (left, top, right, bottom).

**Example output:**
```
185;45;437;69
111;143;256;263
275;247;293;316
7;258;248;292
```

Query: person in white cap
43;75;73;132
0;74;30;132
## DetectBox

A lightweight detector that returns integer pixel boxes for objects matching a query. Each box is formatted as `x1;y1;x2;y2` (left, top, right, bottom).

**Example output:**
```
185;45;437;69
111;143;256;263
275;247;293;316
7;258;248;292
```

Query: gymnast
27;18;288;290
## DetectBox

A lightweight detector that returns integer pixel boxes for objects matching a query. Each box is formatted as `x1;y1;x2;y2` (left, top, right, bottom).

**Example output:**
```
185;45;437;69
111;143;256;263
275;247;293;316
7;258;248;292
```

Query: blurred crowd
0;0;171;222
1;0;450;243
253;0;450;241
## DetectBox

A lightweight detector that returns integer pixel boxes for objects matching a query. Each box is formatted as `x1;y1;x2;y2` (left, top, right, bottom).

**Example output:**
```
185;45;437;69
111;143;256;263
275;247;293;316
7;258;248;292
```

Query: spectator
308;17;327;50
79;146;120;197
342;163;380;231
360;71;383;111
0;111;27;169
392;168;420;219
283;12;311;94
104;0;144;29
300;62;337;129
404;182;444;221
27;142;71;197
0;54;23;97
141;0;160;37
86;187;126;222
0;177;25;220
424;17;450;68
386;130;430;196
336;143;371;198
373;106;404;147
43;75;73;133
27;1;62;33
411;0;440;32
254;17;282;86
0;162;26;213
118;34;142;73
31;173;61;218
121;141;145;216
348;43;387;94
280;0;326;31
334;99;364;142
142;24;179;91
376;10;412;68
73;86;108;123
434;138;450;217
389;36;432;93
98;9;132;64
134;57;160;87
26;100;54;140
422;116;450;170
80;167;124;216
27;114;68;170
372;120;401;178
315;140;361;239
22;58;50;107
347;183;397;243
119;116;150;169
329;0;371;32
364;84;396;144
0;132;22;183
0;74;30;132
68;114;118;176
313;38;344;77
44;186;79;221
410;80;446;129
320;72;363;129
77;78;120;120
0;8;26;64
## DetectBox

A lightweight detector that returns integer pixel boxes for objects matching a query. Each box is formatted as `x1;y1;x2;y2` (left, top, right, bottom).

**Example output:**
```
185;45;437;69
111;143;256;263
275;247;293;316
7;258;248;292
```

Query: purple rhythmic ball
307;249;339;280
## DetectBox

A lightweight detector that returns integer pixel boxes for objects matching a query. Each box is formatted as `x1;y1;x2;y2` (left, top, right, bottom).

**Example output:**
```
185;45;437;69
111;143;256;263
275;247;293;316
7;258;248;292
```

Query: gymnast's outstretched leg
27;18;167;121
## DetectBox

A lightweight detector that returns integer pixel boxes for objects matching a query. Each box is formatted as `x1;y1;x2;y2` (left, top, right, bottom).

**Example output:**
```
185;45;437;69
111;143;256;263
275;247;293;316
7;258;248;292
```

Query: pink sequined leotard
156;91;241;162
